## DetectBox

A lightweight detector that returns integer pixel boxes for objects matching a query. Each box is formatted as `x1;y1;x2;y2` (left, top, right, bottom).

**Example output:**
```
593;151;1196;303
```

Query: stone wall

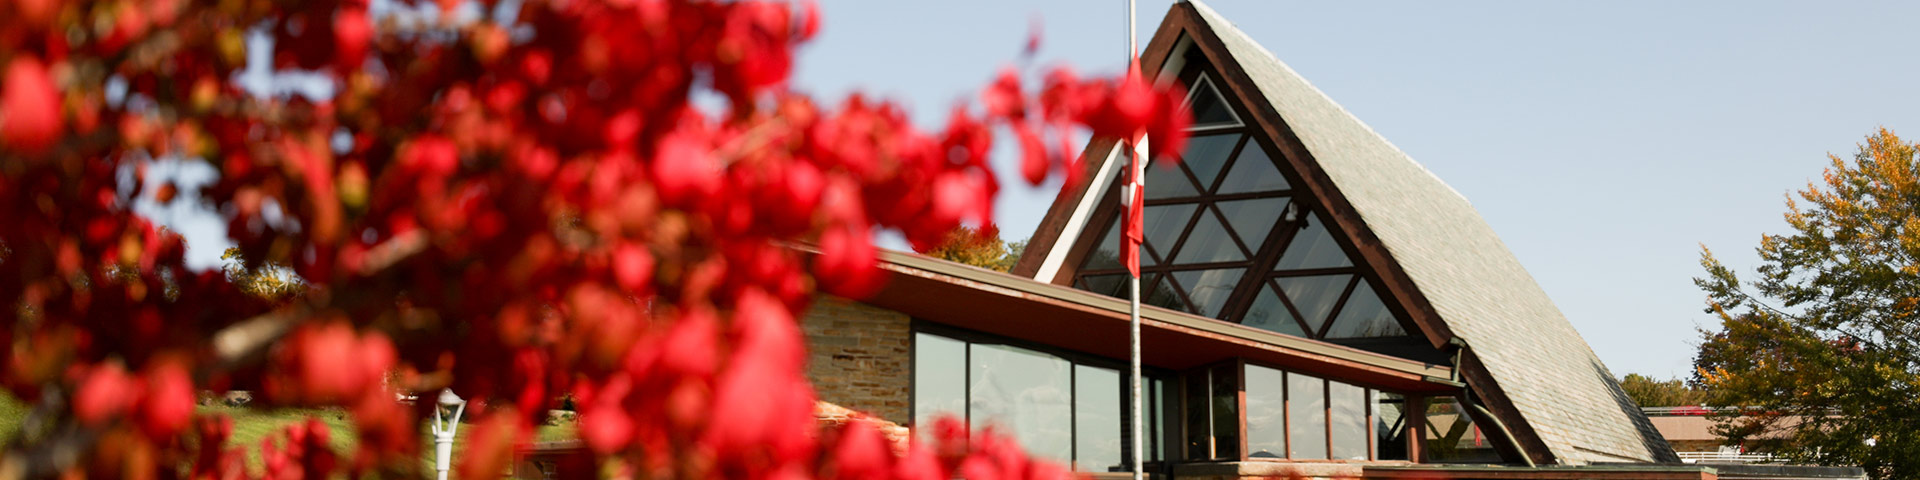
801;296;912;426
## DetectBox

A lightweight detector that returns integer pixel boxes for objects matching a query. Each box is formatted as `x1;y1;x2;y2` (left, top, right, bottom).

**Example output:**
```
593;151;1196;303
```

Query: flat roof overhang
864;250;1456;394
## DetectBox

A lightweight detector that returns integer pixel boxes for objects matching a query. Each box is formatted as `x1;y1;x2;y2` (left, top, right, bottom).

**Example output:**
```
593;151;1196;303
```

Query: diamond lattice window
1069;66;1412;342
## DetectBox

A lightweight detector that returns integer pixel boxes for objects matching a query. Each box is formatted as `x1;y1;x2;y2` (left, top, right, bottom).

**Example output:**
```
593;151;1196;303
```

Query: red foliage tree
0;0;1189;477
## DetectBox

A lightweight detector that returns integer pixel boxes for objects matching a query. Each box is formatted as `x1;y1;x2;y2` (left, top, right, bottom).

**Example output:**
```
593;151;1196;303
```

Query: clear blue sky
789;0;1920;379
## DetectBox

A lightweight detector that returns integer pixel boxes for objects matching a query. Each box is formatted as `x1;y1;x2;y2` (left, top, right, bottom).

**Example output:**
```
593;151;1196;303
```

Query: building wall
801;296;912;426
1170;462;1365;480
1668;440;1723;452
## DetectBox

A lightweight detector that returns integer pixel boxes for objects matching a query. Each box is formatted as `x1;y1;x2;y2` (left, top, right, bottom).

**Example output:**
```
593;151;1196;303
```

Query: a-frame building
1012;0;1672;467
795;2;1859;479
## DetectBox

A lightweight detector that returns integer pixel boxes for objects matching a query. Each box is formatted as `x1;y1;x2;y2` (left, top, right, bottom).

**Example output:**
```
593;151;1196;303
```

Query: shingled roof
1017;0;1677;465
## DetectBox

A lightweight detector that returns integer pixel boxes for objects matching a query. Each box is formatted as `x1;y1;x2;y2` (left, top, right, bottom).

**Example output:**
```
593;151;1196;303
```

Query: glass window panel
1216;197;1288;249
1242;284;1307;337
1171;268;1245;318
1080;274;1127;299
1216;142;1289;194
1274;214;1353;270
1422;397;1502;463
1081;216;1124;271
1171;210;1245;265
913;333;968;440
1275;275;1352;335
1330;381;1369;460
1287;372;1328;459
1184;372;1210;459
1244;365;1286;459
1324;280;1409;339
969;344;1074;462
1144;158;1200;200
1186;76;1239;128
1179;134;1240;192
1074;365;1123;472
1376;393;1409;461
1209;363;1240;460
1144;204;1199;266
1143;275;1189;312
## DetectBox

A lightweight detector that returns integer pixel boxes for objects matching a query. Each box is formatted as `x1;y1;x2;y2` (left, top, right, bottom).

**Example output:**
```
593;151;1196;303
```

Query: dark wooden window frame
909;321;1183;471
1180;358;1244;462
1190;359;1420;462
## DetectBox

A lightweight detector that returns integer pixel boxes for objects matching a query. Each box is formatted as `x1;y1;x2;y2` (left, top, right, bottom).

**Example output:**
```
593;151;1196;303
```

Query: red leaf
798;0;821;40
704;289;814;457
893;443;946;480
333;6;371;71
814;225;885;299
1025;16;1042;56
832;419;892;480
611;243;654;295
137;364;195;437
74;364;138;425
1;57;63;154
652;126;721;207
579;376;635;454
1147;82;1193;163
456;411;525;480
982;68;1024;120
659;306;720;378
1016;123;1047;185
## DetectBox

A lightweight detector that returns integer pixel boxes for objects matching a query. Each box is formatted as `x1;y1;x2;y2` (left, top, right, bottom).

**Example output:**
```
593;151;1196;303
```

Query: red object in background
1121;143;1146;278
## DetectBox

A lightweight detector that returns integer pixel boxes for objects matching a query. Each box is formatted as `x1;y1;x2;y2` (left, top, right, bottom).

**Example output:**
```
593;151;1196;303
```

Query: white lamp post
430;389;467;480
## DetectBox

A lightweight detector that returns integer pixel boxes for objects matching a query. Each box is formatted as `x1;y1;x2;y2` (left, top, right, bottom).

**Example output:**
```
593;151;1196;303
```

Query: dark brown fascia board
1459;348;1560;465
878;249;1452;381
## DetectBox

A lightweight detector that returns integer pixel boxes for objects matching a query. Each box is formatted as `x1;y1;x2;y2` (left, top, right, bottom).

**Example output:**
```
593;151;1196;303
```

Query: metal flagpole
1126;3;1145;480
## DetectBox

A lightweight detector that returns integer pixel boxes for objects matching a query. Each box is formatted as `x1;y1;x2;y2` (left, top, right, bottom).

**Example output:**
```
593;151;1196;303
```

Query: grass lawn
0;392;576;473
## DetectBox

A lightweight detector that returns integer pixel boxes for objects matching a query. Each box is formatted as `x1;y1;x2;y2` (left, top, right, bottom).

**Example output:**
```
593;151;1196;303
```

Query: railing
1677;451;1778;464
1642;406;1717;416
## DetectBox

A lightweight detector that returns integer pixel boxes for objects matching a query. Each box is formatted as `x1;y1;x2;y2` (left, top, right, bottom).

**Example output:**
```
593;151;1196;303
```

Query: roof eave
866;249;1456;393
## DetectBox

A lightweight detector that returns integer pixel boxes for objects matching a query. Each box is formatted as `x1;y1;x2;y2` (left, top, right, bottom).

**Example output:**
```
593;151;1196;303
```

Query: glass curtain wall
913;330;1169;472
1183;361;1241;461
1375;393;1410;461
1223;363;1405;461
1421;397;1502;463
1066;63;1421;346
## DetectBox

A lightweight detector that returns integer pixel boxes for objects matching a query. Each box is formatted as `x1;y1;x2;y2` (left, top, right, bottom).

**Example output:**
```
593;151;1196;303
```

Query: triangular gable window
1067;62;1414;343
1185;73;1242;130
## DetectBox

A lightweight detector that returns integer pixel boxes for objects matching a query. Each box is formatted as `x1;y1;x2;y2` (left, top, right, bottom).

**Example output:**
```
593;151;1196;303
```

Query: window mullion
1314;275;1364;338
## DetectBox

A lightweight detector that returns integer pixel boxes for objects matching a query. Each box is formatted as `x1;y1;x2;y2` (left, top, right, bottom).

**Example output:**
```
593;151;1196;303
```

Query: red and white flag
1120;139;1147;278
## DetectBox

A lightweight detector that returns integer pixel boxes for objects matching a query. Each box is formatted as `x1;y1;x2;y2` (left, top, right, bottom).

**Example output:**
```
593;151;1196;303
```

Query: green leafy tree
1693;128;1920;478
1618;374;1704;408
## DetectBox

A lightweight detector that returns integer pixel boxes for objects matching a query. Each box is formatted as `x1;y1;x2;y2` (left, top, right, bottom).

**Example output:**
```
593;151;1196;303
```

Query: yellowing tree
915;224;1020;272
1694;128;1920;479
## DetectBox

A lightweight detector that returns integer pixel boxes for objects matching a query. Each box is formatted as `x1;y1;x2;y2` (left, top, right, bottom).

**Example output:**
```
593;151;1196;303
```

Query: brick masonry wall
801;296;912;426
